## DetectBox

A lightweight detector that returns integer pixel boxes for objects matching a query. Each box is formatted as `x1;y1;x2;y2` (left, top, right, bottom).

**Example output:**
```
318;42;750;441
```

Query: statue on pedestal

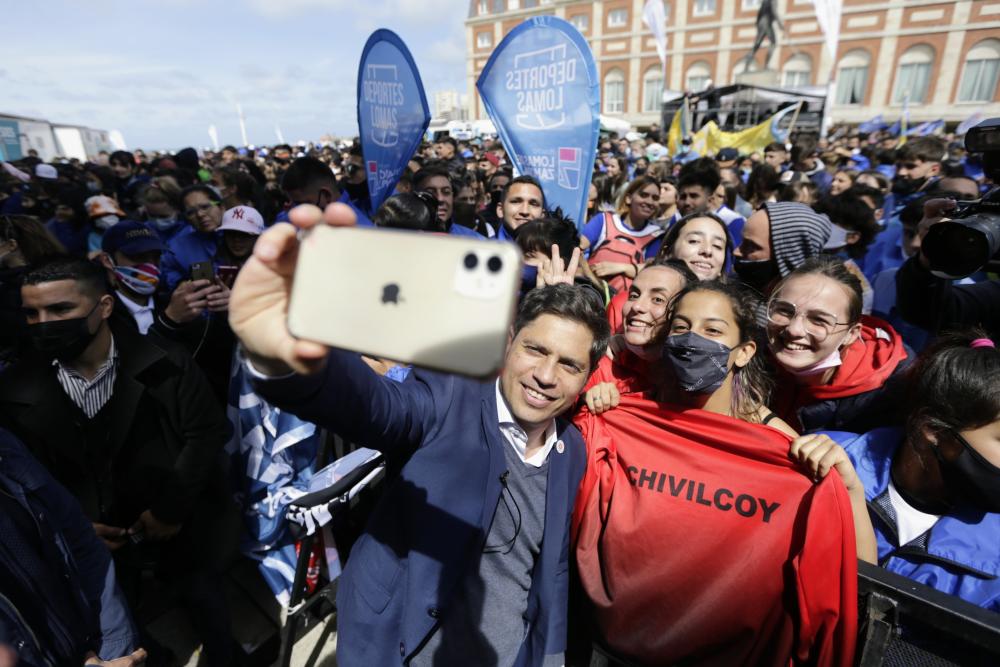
747;0;784;70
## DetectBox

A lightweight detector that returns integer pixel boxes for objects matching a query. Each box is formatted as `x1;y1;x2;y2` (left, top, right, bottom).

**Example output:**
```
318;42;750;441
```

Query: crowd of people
0;117;998;666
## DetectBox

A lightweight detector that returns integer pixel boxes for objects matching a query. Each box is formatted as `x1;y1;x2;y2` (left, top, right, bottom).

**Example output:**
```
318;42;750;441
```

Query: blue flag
357;29;430;213
957;111;985;136
476;16;600;229
911;119;944;136
857;114;887;134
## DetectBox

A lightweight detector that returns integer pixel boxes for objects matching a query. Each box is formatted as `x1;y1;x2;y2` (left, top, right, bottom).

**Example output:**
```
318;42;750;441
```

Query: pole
785;99;805;140
236;103;248;147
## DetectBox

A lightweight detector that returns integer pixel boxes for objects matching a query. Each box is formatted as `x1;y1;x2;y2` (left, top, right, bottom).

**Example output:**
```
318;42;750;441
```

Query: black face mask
664;332;732;393
28;301;101;363
733;257;779;294
343;180;369;201
934;431;1000;513
452;202;478;230
29;198;55;218
891;176;927;197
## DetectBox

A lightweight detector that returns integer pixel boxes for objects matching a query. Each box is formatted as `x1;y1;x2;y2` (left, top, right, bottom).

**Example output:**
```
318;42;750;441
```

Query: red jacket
582;348;654;396
572;397;857;666
606;289;628;334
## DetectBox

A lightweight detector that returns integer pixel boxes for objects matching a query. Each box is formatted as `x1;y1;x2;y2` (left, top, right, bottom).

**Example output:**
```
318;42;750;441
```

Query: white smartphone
287;225;523;378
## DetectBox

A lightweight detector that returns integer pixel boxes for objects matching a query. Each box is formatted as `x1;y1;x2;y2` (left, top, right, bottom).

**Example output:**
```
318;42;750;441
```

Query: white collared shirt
117;291;154;335
495;380;558;468
54;335;118;419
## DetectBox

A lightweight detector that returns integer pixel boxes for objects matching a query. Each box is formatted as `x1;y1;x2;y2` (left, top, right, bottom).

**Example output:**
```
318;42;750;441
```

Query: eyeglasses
184;202;219;218
766;299;851;342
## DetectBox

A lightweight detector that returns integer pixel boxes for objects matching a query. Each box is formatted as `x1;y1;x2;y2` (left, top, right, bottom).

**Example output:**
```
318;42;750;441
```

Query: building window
781;53;812;89
608;8;628;28
685;61;711;92
521;0;538;8
693;0;716;17
643;68;664;112
477;32;493;49
892;44;934;105
604;69;626;113
742;0;761;10
835;49;870;105
958;39;1000;102
569;14;589;32
478;0;489;15
492;0;505;12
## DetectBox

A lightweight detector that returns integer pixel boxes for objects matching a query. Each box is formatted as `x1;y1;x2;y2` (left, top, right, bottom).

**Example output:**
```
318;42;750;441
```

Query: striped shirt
53;336;118;419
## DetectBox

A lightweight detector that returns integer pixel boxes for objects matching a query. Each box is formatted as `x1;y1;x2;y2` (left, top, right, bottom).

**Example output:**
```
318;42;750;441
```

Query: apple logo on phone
381;283;402;305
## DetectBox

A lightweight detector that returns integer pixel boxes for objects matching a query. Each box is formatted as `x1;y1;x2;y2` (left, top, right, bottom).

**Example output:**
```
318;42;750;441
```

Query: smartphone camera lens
464;252;478;270
487;256;503;273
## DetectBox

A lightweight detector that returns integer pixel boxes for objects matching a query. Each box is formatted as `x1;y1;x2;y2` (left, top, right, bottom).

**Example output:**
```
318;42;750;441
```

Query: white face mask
783;347;843;377
95;214;119;231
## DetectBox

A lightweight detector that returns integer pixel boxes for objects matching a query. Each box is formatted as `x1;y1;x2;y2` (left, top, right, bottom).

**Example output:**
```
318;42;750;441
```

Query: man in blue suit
229;203;610;666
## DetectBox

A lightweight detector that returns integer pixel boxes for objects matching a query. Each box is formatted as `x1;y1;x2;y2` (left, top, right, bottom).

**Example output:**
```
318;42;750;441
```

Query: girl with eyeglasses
767;256;910;434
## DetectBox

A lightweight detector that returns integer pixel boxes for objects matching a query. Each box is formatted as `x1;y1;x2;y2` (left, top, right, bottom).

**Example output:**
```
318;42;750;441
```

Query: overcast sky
1;0;467;151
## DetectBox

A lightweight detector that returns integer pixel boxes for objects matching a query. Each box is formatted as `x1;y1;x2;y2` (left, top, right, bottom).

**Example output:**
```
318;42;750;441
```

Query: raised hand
536;244;581;288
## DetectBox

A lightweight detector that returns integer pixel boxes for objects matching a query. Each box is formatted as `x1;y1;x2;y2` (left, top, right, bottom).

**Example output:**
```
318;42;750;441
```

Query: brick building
465;0;1000;128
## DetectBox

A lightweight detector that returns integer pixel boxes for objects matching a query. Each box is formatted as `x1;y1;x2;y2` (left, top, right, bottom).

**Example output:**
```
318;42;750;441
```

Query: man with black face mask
732;201;832;295
341;144;372;215
281;155;373;227
891;137;945;202
480;169;512;233
860;136;946;279
0;256;238;665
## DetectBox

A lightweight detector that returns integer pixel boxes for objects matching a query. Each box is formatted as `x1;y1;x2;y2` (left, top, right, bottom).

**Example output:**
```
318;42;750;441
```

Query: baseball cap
35;164;58;180
716;147;739;162
218;205;265;235
101;221;165;255
85;195;125;219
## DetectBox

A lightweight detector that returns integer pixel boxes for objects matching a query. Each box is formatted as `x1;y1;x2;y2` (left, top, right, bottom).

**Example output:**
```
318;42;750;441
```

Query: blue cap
716;147;739;161
101;221;165;256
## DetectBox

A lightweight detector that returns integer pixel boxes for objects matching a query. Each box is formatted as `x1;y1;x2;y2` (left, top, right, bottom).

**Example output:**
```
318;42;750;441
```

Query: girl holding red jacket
571;280;876;665
584;259;695;406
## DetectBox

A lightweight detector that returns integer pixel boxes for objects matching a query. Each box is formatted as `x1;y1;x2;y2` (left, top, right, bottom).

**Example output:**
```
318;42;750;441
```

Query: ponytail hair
906;329;1000;439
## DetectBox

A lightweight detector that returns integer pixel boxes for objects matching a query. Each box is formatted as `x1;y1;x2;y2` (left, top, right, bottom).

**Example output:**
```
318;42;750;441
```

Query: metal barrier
856;561;1000;667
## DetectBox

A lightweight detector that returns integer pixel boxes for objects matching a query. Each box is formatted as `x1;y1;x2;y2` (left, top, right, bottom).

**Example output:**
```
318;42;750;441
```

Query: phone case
287;226;523;378
191;262;214;282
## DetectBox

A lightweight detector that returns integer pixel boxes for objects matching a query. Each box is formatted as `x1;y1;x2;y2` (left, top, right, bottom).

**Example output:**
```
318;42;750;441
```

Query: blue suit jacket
0;428;138;664
253;350;587;666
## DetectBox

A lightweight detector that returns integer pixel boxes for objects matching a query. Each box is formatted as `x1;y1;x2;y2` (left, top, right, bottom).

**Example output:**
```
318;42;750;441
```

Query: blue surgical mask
147;216;177;231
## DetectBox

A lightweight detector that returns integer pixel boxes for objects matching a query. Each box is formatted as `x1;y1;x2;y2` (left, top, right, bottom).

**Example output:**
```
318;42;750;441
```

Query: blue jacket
0;428;138;665
829;427;1000;613
160;226;218;292
252;350;586;666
